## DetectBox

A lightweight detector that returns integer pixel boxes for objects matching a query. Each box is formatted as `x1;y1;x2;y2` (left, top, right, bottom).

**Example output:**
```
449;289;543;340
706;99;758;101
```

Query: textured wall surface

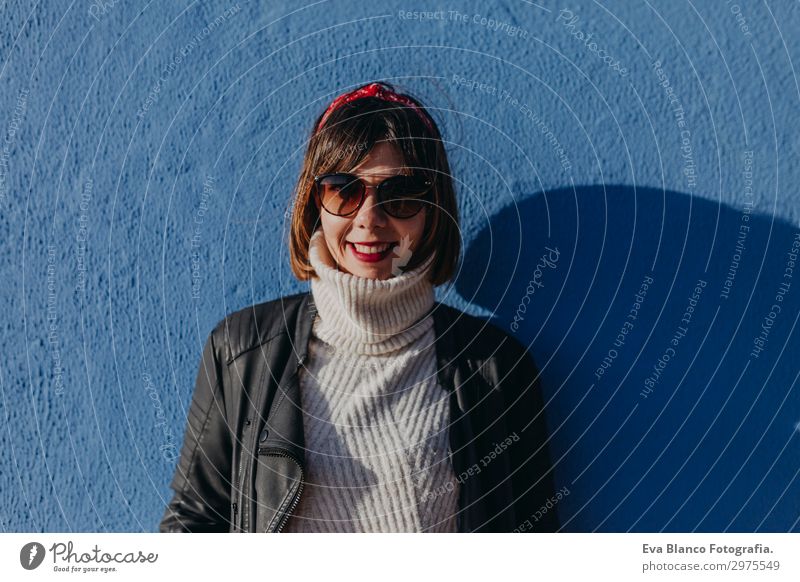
1;0;798;532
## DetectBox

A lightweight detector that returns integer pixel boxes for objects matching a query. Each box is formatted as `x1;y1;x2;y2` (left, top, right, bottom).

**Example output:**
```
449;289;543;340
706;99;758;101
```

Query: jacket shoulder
436;302;527;359
210;291;309;364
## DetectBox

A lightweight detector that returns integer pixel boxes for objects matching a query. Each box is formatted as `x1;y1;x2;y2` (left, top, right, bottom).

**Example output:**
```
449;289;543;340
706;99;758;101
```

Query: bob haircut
288;81;460;287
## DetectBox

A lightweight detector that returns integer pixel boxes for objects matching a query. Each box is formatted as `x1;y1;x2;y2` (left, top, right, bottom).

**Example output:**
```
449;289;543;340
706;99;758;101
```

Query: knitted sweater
283;229;459;532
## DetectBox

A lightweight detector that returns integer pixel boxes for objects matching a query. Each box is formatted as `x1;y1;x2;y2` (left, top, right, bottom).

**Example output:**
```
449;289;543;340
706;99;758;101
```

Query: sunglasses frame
312;172;433;219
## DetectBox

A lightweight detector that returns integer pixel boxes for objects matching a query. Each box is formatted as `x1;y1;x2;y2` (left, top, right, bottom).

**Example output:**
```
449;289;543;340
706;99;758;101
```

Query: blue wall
2;0;798;532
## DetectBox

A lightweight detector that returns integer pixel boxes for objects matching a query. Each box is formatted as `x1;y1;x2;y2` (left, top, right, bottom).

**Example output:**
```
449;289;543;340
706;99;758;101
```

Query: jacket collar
294;290;459;391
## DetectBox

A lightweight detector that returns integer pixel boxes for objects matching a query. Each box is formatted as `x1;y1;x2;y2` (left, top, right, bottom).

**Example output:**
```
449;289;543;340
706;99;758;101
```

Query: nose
352;186;388;227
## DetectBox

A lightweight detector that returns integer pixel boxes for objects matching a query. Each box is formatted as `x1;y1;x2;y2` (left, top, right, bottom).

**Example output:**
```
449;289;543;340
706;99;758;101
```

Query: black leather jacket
159;291;559;532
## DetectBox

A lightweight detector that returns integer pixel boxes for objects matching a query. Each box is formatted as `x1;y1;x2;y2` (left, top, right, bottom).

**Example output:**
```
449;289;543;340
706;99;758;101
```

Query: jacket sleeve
159;324;233;532
502;336;561;532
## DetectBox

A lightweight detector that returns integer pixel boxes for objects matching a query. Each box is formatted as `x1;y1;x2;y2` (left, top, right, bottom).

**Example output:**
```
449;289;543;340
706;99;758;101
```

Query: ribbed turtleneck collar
308;228;436;356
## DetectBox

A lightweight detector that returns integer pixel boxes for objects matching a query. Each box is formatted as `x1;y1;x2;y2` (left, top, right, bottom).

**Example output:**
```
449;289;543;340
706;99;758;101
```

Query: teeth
352;242;391;254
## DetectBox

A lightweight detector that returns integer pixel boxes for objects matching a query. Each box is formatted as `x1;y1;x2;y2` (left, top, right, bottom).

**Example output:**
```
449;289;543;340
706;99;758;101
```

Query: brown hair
287;81;460;286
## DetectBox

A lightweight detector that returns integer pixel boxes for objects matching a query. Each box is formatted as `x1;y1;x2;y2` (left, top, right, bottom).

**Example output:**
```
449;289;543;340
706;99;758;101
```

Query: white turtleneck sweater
283;229;459;532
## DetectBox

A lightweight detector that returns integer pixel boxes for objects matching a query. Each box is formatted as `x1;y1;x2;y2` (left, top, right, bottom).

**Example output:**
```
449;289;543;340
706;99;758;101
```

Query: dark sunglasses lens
316;174;363;215
380;175;431;217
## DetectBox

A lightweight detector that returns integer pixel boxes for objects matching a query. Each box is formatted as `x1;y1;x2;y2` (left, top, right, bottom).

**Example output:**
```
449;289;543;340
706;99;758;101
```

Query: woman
159;81;559;533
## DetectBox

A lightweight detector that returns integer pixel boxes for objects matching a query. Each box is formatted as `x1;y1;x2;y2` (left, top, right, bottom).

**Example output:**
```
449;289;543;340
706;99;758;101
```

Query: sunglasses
312;172;433;219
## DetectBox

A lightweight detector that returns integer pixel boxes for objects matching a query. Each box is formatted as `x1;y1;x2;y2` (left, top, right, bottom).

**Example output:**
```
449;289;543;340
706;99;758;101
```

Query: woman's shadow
453;184;800;532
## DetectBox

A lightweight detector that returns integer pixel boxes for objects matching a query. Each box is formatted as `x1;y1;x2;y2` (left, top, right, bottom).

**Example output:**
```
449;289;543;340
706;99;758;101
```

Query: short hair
287;82;460;286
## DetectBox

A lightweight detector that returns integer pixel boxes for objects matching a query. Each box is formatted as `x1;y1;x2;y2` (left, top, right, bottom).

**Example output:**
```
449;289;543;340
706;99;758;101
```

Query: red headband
315;82;435;134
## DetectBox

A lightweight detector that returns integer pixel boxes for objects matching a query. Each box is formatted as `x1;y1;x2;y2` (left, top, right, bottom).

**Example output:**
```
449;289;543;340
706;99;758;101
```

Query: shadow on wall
455;185;800;532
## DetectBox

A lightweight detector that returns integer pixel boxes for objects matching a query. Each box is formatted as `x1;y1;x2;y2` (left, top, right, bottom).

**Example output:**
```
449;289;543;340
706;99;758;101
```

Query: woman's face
315;141;428;280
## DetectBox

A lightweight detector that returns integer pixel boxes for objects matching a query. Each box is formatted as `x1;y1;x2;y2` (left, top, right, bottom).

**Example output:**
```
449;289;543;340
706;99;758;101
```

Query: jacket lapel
250;293;315;531
430;302;516;531
261;292;316;464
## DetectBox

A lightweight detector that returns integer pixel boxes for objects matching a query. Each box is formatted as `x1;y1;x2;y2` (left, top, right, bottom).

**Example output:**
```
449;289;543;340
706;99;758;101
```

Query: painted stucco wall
1;0;798;531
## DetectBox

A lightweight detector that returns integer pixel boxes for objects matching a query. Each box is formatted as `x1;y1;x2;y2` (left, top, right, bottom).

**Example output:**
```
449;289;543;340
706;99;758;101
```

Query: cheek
319;215;350;247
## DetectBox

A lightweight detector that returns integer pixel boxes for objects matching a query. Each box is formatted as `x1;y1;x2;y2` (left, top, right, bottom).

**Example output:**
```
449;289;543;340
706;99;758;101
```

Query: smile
347;241;396;263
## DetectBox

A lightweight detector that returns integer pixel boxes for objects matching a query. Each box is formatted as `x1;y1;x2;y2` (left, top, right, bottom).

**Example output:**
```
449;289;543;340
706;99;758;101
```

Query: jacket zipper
251;322;309;533
268;352;308;533
258;447;304;533
234;418;251;532
234;460;243;532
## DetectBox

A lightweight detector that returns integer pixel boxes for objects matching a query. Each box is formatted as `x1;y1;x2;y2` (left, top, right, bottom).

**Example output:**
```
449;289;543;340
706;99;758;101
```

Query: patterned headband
315;82;435;134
